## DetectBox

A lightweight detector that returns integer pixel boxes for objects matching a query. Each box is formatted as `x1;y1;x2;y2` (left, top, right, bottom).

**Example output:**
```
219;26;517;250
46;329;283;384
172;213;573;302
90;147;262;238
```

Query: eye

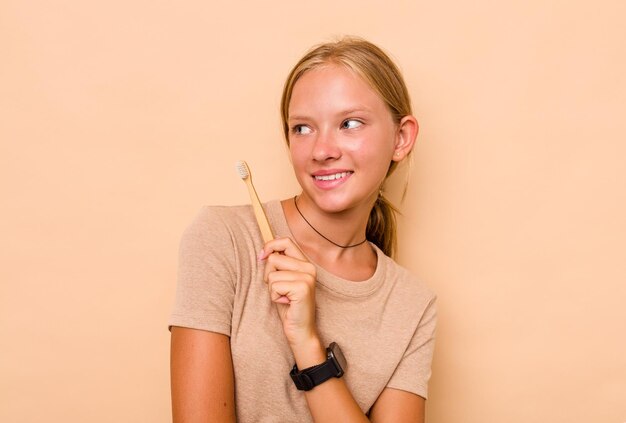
292;124;312;135
341;119;362;129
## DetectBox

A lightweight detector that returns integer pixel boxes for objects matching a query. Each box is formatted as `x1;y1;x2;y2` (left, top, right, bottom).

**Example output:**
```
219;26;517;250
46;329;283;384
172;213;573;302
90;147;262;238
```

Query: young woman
170;37;437;423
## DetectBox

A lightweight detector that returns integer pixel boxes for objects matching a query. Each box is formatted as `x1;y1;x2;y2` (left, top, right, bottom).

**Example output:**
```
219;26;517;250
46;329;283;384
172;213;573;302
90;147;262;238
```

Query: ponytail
367;193;399;258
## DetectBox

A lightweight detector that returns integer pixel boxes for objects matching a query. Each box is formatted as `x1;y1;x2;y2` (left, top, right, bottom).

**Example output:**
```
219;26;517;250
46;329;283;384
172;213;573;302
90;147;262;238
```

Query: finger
263;253;316;281
267;270;316;286
269;280;312;304
263;256;315;285
267;273;315;306
258;237;307;261
275;296;291;304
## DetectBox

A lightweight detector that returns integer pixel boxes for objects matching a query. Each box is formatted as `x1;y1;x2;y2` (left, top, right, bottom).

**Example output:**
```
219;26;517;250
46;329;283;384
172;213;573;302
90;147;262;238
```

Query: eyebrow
288;108;372;122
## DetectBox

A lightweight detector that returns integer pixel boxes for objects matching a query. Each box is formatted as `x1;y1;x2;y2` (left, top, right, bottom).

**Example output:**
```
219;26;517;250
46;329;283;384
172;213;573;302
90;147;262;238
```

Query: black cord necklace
293;196;368;249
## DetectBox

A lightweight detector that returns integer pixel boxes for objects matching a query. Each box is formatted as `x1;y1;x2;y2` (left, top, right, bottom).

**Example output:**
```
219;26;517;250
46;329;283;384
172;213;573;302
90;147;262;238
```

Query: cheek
353;130;396;162
289;145;308;171
365;139;396;176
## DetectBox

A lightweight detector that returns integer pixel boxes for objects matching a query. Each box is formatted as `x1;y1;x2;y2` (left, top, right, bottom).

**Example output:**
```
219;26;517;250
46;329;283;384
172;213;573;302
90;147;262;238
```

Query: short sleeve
386;295;437;399
168;207;237;336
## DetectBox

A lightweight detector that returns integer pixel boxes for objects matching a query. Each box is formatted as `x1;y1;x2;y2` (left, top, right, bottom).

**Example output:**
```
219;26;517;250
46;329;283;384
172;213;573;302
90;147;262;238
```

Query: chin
298;190;342;213
310;192;372;215
317;201;348;214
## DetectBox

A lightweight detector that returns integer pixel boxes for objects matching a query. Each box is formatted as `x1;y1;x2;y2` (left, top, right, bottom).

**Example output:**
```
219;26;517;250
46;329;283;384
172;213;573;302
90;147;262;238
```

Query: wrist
290;336;326;369
290;342;347;392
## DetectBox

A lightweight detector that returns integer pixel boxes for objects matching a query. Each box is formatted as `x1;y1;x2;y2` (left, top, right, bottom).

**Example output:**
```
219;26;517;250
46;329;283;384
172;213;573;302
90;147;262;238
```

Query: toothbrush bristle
235;160;250;179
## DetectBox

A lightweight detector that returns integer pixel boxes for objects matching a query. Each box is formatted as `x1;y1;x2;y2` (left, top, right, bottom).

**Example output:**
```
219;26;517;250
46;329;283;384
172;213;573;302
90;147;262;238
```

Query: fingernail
257;250;265;261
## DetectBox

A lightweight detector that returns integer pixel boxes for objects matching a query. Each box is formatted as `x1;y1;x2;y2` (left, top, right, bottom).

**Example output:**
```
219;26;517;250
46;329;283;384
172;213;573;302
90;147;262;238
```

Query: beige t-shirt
169;200;437;422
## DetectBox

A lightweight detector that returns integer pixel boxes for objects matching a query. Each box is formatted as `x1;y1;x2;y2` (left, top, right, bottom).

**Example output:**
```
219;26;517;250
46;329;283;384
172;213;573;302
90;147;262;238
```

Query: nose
311;129;341;162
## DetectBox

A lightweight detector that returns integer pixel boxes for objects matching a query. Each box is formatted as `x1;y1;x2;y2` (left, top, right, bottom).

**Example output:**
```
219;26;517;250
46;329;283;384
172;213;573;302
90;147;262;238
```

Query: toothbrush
235;160;275;243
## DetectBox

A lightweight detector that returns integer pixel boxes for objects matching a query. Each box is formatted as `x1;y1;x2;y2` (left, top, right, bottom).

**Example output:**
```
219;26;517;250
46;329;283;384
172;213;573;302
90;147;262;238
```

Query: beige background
1;0;625;422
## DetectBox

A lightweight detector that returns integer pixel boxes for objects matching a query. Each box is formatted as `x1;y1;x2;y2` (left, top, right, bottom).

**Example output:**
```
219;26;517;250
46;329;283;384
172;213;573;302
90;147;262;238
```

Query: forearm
260;239;370;422
292;338;370;423
304;378;370;423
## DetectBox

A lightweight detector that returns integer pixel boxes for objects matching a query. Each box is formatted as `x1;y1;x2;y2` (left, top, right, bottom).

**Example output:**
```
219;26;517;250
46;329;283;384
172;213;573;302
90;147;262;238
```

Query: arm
259;238;367;422
369;294;436;423
294;342;425;423
369;388;425;423
170;327;236;423
261;238;425;423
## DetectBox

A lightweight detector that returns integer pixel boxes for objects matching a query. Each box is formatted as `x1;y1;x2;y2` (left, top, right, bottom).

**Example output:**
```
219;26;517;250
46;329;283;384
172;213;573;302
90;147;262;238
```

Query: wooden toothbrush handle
246;181;274;243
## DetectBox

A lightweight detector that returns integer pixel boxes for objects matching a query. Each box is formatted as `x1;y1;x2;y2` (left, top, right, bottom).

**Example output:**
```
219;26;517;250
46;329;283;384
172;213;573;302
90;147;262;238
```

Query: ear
392;115;419;162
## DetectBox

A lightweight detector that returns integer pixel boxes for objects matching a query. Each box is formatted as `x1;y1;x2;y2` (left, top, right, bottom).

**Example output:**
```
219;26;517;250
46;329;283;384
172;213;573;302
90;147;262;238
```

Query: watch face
329;342;347;373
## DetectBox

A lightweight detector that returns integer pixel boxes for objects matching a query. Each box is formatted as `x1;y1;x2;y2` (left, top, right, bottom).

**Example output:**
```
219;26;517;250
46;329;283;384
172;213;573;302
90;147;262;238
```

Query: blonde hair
280;37;413;258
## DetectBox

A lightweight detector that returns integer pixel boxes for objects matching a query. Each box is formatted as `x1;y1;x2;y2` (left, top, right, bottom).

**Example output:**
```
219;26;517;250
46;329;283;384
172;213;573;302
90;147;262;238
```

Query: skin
170;328;236;422
170;63;422;422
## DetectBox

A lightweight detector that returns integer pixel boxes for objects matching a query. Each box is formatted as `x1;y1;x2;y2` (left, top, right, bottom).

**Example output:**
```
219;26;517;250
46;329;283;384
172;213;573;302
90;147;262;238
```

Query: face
287;64;402;214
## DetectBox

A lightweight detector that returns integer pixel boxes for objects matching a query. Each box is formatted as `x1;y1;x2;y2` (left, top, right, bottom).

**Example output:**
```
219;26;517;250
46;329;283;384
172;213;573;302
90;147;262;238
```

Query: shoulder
187;204;254;230
182;204;256;241
382;256;437;315
178;204;258;261
180;202;282;256
384;256;436;299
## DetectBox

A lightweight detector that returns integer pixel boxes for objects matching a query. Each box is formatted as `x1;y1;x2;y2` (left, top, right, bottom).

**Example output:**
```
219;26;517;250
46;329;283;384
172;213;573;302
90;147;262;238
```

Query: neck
282;194;375;261
293;196;368;249
281;195;379;281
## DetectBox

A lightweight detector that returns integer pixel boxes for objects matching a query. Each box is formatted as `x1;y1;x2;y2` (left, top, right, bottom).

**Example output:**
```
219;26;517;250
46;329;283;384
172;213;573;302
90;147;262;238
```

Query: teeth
315;172;349;181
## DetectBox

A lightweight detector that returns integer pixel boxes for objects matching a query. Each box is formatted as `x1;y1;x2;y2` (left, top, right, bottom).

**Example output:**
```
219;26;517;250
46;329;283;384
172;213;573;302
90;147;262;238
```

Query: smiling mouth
313;171;353;181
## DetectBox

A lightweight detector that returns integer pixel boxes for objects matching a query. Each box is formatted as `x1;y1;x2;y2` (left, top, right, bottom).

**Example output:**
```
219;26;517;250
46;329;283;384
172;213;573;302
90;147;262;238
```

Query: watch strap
290;351;343;391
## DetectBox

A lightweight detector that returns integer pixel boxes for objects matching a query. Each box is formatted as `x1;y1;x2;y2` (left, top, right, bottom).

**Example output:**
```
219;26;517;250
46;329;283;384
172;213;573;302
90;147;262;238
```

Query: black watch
290;342;347;391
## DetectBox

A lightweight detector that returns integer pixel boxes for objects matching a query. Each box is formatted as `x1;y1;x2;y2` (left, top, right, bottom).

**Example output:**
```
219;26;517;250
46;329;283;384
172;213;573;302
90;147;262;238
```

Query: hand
258;237;319;349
